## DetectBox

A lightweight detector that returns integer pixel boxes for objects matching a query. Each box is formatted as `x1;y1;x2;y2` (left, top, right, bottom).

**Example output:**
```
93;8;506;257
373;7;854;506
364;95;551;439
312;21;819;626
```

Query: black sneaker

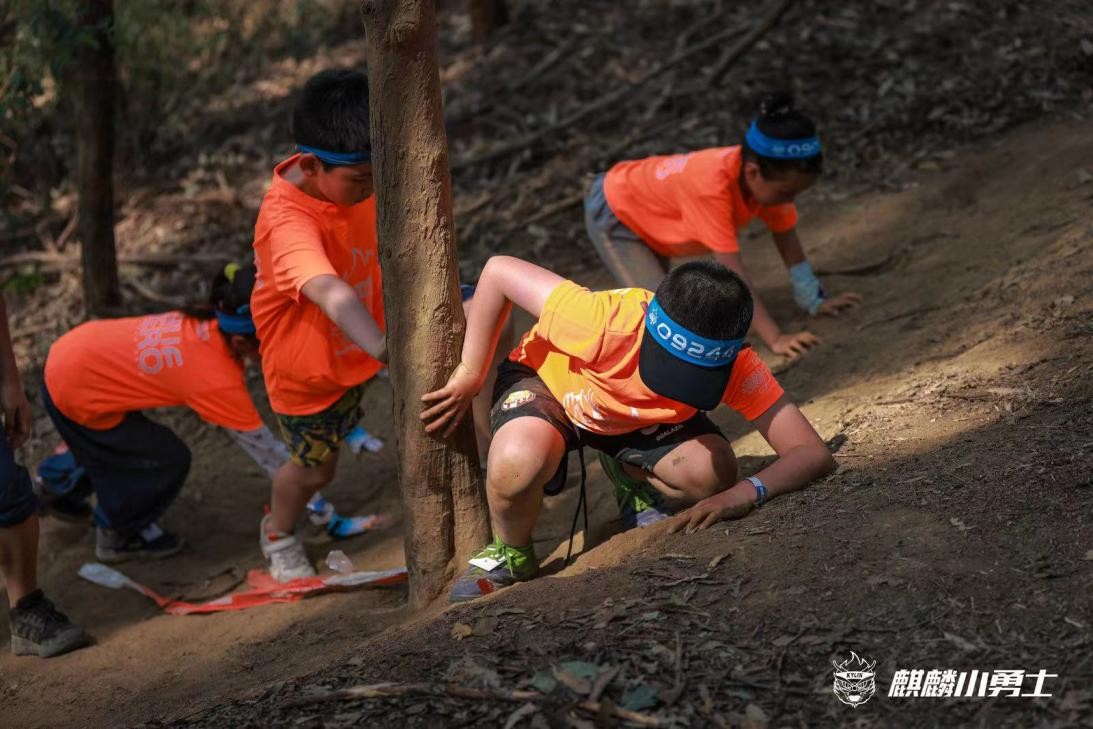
95;523;185;563
9;590;91;658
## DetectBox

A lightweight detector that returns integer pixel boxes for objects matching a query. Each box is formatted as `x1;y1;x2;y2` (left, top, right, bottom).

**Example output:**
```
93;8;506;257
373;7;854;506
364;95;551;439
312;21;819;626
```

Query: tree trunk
361;0;491;608
75;0;121;316
468;0;508;44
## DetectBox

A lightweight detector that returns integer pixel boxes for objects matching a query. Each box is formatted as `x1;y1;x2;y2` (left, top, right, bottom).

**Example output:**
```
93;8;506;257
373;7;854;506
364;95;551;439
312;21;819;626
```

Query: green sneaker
449;537;539;602
599;452;673;530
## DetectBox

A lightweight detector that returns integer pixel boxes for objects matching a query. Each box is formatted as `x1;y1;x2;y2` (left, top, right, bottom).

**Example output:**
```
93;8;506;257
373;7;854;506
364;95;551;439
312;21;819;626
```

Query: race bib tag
469;555;505;571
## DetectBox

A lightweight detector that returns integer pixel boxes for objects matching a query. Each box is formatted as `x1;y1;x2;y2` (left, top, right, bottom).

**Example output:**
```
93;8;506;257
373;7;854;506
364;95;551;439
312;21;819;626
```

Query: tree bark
361;0;491;608
75;0;121;316
468;0;508;44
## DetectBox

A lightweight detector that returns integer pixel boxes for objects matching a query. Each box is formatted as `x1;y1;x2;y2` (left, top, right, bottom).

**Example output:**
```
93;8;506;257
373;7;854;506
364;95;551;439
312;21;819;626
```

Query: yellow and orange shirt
44;313;262;431
251;155;386;416
603;145;798;257
509;281;784;435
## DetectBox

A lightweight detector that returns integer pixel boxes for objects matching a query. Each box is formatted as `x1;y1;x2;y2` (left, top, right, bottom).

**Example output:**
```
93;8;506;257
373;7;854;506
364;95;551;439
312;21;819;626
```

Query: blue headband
297;144;371;166
214;306;255;336
745;121;821;160
645;298;744;368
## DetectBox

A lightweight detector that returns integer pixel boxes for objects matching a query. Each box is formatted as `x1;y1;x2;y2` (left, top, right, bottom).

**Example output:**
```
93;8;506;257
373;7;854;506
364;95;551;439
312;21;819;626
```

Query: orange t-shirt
603;145;798;256
44;313;263;432
510;281;784;435
251;155;385;416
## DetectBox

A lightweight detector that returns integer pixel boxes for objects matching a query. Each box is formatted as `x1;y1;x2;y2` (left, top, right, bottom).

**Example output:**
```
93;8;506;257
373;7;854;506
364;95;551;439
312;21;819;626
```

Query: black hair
655;260;752;341
741;92;823;179
183;263;258;343
291;68;371;168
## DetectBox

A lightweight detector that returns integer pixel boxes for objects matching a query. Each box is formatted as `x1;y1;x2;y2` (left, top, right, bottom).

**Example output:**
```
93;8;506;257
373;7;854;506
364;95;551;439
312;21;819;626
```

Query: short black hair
741;91;823;179
291;68;371;159
655;261;752;341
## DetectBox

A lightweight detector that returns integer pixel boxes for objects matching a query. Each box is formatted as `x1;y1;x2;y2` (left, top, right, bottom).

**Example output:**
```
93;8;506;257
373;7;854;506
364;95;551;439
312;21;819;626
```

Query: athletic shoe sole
10;630;92;658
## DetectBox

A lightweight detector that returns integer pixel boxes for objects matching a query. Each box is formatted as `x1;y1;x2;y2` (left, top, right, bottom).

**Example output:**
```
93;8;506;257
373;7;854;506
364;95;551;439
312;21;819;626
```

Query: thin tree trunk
361;0;491;608
75;0;121;316
468;0;508;44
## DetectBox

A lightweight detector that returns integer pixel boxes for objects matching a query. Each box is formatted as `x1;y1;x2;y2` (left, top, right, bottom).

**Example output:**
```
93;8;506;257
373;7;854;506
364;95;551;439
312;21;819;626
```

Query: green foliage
0;0;362;193
2;266;45;294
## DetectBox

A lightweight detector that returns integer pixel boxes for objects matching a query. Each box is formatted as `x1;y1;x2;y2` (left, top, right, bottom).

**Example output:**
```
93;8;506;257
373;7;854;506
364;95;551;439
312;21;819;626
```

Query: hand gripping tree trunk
75;0;121;316
362;0;491;608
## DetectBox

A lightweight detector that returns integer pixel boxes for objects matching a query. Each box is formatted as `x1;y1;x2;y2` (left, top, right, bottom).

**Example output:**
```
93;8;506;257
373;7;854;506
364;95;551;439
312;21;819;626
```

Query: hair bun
756;92;795;120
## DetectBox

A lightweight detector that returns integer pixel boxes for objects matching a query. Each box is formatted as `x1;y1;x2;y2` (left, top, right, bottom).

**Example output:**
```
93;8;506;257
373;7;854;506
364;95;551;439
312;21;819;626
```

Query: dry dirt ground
0;114;1090;727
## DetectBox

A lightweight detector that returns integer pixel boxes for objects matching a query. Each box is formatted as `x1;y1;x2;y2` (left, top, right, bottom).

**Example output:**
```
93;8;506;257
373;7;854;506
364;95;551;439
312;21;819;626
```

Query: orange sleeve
682;193;739;253
536;280;611;363
267;213;337;302
721;348;784;420
187;385;264;432
758;203;799;234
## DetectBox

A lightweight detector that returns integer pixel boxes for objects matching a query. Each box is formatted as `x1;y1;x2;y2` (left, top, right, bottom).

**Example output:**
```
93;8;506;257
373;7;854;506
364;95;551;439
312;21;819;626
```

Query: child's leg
0;514;38;606
0;443;39;605
485;416;567;547
584;173;668;290
268;385;364;535
635;433;738;505
269;451;339;533
591;414;737;525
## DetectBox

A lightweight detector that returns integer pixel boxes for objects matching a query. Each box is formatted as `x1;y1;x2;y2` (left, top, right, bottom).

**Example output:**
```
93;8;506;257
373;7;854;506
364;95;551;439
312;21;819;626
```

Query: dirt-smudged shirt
44;313;263;431
603;146;798;256
510;281;784;435
250;155;385;416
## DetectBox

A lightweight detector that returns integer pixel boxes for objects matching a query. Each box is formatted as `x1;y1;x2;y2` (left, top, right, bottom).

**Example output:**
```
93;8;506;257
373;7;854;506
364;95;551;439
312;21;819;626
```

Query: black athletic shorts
490;360;725;494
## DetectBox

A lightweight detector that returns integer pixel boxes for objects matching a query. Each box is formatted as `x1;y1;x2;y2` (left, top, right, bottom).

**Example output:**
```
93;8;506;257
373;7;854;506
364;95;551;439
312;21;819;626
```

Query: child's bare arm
770;228;862;318
300;275;387;362
421;256;564;437
713;251;819;358
669;396;834;532
0;294;31;448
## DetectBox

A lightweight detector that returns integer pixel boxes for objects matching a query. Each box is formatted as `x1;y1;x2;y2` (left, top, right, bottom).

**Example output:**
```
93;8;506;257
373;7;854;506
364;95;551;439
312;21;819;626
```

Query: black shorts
490;360;725;494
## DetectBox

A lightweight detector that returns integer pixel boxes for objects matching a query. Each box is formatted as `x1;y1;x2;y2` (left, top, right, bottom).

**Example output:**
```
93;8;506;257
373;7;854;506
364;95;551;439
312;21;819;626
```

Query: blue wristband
746;475;768;508
788;261;826;316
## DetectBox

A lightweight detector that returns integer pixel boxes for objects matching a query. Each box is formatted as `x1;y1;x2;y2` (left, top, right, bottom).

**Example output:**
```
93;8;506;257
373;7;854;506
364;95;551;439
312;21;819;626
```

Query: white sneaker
259;514;316;582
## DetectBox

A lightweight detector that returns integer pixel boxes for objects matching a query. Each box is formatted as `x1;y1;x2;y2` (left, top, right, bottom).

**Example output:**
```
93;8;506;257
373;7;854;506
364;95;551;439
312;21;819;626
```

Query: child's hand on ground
667;482;755;533
420;362;482;437
771;331;819;359
1;379;31;449
815;292;862;317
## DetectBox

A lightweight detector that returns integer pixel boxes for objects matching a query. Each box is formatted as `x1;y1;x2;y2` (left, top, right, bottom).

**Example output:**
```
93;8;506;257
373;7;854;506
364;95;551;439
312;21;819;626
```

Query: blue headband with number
645;298;743;368
745;121;821;160
298;144;371;166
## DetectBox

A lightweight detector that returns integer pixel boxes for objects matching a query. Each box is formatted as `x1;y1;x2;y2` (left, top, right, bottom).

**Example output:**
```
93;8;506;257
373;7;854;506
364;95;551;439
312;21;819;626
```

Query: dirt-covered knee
487;440;557;497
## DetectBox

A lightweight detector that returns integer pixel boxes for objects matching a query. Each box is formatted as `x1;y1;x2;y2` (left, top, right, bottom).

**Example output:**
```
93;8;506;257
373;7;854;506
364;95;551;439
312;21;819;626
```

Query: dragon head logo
832;651;877;707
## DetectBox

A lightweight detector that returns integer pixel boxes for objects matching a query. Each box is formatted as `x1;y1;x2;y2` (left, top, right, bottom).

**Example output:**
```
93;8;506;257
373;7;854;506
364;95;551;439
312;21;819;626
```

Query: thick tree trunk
468;0;508;44
75;0;121;316
362;0;491;608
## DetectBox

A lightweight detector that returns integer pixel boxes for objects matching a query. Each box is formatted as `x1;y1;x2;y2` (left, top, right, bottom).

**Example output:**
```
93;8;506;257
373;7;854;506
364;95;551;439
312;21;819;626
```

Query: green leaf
621;684;658;711
557;661;602;679
530;671;557;694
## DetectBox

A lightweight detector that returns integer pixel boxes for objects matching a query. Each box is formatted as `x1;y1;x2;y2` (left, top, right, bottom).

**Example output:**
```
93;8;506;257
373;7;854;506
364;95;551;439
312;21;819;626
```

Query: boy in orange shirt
1;292;90;657
250;69;389;581
422;255;836;602
586;93;861;360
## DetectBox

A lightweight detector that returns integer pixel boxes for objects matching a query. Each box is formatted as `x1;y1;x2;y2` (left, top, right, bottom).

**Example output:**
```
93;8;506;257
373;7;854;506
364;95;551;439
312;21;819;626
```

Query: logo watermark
832;652;877;707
